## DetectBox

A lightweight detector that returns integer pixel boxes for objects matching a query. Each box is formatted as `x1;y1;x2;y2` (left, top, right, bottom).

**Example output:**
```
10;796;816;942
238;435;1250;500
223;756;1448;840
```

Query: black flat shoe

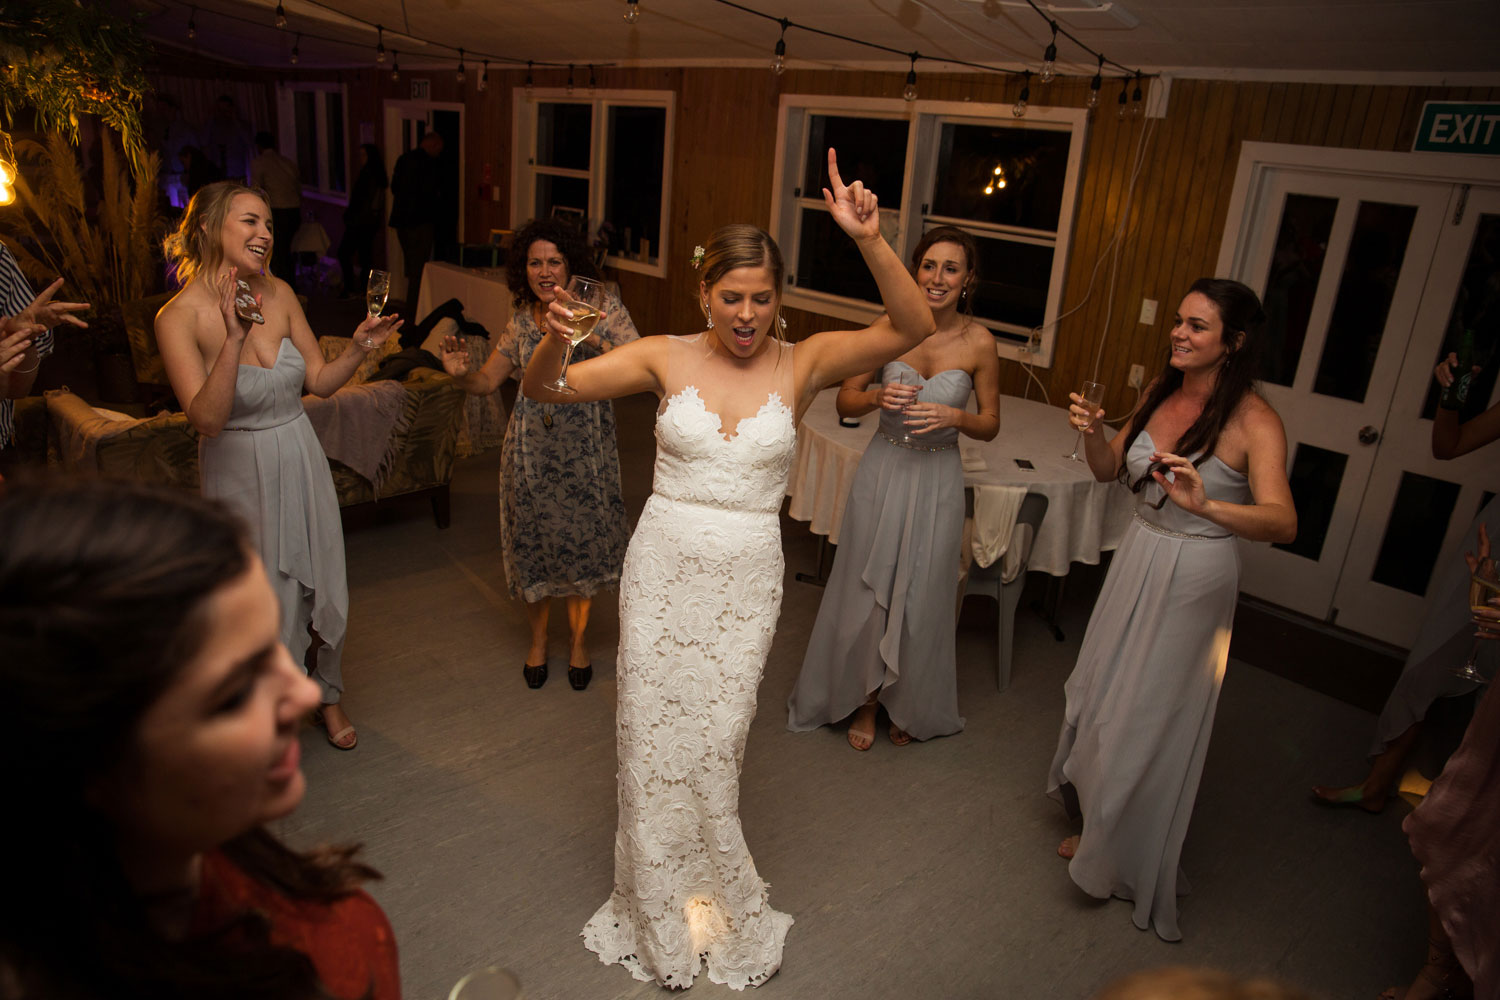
523;662;548;689
568;664;593;691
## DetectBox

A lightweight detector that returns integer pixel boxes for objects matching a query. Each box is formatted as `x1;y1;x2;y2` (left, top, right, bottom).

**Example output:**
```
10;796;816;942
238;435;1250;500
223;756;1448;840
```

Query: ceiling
133;0;1500;80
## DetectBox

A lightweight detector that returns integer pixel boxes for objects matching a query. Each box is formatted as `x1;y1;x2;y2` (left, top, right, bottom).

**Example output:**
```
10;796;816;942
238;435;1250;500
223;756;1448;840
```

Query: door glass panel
1260;194;1337;386
1371;472;1462;595
1311;201;1417;402
1274;443;1348;560
1421;213;1500;420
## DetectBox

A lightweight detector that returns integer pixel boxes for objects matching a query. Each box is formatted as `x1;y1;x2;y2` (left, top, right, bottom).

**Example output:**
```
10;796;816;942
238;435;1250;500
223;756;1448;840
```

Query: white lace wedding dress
582;337;796;990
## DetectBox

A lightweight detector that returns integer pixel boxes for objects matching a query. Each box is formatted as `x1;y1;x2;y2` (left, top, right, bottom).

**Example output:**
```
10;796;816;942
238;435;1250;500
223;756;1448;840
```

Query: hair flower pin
690;245;705;270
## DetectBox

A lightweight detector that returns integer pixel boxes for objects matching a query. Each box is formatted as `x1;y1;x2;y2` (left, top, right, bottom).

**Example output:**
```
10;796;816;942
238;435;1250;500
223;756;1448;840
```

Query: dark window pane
932;123;1071;232
1371;472;1462;595
535;174;590;227
1261;194;1337;386
604;106;665;262
969;232;1052;331
537;103;591;170
294;91;318;188
325;93;345;194
1274;443;1349;560
1311;201;1417;402
794;208;879;301
1421;213;1500;421
800;116;907;210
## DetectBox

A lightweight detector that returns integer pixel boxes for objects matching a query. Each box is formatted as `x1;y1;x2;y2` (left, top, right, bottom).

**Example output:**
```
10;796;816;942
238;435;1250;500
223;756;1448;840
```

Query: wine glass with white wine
545;275;604;396
360;269;391;348
1065;380;1106;461
1454;572;1500;684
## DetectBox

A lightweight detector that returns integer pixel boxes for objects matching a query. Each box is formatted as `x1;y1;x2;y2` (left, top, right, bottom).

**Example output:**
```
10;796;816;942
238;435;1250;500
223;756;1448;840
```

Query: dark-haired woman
338;143;387;298
1046;278;1297;942
787;226;999;748
0;479;398;999
441;217;637;690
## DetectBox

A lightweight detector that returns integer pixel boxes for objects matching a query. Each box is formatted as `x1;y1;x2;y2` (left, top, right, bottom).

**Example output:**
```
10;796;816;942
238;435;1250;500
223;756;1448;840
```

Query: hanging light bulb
770;19;788;76
1117;81;1129;121
274;2;287;29
187;7;197;40
456;48;466;85
624;0;640;23
290;33;300;65
1012;71;1030;118
375;25;386;64
1130;74;1144;118
1039;22;1058;84
566;63;575;96
1086;55;1103;110
390;50;400;82
902;53;918;102
524;60;535;101
478;60;489;93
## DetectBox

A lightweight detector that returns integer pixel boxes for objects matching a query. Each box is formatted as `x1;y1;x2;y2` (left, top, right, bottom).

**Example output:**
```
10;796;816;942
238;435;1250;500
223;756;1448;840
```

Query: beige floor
281;392;1427;1000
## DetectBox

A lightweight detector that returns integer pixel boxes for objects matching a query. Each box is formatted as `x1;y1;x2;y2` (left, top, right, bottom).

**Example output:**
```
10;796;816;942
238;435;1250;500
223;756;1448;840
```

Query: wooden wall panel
267;62;1490;408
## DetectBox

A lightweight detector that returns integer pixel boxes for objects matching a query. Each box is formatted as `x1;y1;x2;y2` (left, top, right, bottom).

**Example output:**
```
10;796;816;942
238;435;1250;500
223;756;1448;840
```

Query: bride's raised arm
795;149;936;396
521;316;667;405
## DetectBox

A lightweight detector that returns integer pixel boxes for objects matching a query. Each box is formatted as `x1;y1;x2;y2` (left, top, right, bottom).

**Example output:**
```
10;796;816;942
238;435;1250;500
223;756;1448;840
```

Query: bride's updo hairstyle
697;224;786;333
163;180;270;287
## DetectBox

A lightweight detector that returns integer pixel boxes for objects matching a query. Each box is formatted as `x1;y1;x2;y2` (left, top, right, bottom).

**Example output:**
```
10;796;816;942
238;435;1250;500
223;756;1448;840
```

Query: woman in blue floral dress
442;219;638;690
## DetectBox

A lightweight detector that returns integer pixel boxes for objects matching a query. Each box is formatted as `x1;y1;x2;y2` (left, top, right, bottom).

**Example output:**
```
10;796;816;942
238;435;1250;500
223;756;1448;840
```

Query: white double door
1222;145;1500;648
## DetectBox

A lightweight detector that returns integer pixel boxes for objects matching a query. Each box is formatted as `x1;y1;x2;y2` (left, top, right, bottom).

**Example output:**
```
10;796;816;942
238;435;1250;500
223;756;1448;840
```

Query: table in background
788;387;1132;579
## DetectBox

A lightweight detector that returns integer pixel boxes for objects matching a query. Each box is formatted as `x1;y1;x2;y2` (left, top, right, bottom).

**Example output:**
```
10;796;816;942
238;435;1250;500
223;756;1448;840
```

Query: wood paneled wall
300;61;1496;412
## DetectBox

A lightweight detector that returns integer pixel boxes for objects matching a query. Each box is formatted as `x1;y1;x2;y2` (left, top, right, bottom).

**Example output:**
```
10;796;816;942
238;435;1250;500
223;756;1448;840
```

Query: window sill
606;254;666;279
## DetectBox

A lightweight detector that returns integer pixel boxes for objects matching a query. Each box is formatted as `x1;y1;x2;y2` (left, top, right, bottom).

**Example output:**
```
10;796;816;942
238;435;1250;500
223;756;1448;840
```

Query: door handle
1358;425;1380;445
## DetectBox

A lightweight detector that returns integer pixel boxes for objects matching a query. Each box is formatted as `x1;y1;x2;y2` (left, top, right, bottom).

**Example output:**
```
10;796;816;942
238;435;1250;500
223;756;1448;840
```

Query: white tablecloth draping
415;261;514;340
787;388;1133;577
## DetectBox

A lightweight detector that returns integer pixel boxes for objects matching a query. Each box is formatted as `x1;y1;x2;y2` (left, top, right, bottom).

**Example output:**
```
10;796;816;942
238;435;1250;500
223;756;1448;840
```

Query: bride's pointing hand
822;147;880;242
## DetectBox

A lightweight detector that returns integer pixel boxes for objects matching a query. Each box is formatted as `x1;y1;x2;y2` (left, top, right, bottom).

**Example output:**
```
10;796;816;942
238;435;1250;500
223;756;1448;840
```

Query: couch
45;365;467;527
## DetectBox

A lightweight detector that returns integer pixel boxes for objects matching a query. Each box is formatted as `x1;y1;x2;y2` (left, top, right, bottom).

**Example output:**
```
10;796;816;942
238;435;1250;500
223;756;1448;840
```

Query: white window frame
770;94;1088;368
511;88;676;278
275;82;349;204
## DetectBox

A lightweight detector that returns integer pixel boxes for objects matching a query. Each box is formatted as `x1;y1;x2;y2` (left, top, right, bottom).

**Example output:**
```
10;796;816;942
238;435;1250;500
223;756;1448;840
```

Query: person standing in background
339;144;387;298
250;132;302;286
201;95;256;185
387;131;444;309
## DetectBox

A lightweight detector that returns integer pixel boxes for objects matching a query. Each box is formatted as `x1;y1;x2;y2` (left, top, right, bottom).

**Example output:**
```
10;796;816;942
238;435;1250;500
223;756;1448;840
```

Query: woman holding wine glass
157;182;401;752
439;218;638;691
786;226;1000;749
1046;278;1296;942
522;150;935;989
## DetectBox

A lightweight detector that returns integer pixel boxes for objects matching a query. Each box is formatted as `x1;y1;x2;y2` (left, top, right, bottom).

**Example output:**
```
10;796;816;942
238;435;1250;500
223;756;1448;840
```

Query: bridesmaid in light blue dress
156;181;399;751
1047;278;1296;941
787;227;1000;748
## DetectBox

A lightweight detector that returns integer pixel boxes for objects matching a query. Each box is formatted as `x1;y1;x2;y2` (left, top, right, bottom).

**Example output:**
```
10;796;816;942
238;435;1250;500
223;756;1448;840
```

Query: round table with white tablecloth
787;387;1132;576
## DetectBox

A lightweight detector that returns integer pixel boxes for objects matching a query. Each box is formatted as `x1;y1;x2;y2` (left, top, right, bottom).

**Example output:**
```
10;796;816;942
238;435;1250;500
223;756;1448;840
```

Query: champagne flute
1454;573;1500;683
898;369;918;444
360;269;391;348
1065;380;1106;461
449;967;523;1000
545;274;603;396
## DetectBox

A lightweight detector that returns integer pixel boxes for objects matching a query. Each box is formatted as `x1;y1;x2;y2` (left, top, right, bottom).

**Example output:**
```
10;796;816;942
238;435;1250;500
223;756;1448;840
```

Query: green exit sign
1413;102;1500;155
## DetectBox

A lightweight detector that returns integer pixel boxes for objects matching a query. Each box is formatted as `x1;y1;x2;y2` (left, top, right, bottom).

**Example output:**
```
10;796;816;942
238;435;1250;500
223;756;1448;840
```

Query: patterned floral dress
497;290;637;602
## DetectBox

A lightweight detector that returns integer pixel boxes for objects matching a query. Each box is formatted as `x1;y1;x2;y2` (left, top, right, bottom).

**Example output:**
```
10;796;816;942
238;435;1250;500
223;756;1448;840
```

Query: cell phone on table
1014;458;1035;471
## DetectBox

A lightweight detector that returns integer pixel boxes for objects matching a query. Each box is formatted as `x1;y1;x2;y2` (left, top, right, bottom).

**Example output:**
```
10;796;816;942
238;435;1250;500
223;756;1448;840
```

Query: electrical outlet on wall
1128;364;1145;389
1139;299;1158;325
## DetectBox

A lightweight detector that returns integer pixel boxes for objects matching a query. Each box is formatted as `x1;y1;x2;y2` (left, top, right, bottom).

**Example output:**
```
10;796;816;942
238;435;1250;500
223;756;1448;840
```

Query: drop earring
778;314;788;332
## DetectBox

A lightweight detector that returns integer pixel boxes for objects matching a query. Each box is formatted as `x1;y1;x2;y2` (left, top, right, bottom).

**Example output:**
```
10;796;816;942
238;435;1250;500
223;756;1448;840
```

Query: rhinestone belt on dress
1133;508;1231;540
879;431;956;452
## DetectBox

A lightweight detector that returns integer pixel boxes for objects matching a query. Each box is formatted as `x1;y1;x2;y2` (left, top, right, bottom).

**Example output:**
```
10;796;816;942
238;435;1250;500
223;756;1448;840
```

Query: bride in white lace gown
522;150;935;990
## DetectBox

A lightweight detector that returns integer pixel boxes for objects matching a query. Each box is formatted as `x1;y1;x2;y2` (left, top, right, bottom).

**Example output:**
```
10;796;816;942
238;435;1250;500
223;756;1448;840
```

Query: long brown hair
0;479;377;999
697;224;786;341
910;225;979;316
163;181;270;287
1120;278;1266;494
